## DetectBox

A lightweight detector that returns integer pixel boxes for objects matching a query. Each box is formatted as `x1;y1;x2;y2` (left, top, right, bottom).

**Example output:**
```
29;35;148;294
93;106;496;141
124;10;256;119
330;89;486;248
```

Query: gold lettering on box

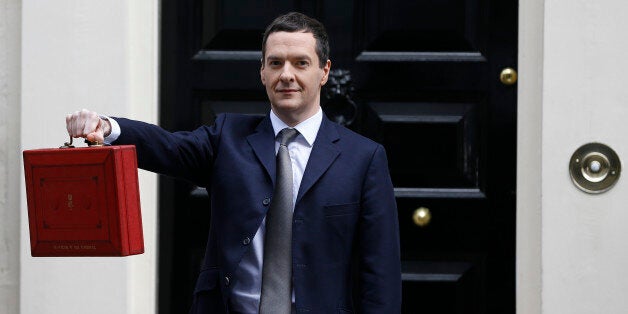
52;244;96;250
67;194;74;210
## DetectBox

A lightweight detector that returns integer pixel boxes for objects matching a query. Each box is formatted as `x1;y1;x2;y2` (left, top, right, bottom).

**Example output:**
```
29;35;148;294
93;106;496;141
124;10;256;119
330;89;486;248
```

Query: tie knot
278;128;299;146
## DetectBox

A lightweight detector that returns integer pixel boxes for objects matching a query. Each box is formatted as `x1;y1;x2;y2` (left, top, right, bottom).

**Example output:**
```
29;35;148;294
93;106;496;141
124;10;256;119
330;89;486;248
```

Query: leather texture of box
23;145;144;257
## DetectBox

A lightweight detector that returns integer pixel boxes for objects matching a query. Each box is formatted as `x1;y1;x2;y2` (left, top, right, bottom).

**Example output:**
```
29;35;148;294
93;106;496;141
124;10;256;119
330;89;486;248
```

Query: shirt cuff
100;115;121;144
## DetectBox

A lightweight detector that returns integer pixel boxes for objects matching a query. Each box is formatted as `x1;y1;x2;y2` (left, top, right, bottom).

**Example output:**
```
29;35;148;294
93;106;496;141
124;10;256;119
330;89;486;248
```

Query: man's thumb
86;131;104;144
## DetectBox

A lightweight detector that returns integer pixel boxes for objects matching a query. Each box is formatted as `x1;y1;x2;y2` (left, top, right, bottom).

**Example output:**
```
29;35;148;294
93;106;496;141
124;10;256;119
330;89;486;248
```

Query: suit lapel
296;116;341;204
246;115;277;185
246;114;341;202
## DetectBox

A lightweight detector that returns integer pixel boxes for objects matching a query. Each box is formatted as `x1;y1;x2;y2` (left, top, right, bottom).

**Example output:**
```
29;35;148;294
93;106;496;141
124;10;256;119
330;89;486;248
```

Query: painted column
20;1;158;313
0;0;22;313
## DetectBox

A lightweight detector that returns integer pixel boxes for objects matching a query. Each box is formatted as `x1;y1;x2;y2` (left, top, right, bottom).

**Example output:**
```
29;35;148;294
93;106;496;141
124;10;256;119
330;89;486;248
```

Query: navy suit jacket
113;113;401;313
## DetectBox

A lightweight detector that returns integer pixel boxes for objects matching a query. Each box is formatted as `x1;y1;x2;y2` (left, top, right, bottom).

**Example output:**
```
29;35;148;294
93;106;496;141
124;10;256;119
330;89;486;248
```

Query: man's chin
272;101;301;112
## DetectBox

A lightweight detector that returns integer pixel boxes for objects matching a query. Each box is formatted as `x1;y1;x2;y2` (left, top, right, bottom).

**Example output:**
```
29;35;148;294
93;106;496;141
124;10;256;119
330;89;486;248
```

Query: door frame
517;0;543;313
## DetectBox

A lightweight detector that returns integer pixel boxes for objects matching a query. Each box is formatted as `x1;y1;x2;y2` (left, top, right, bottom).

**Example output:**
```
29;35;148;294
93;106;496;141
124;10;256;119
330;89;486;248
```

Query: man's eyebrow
293;55;312;61
266;55;312;62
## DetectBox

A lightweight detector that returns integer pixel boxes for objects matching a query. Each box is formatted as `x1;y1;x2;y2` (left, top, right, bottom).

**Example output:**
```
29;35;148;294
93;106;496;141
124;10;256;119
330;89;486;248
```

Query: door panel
370;101;480;188
160;0;517;313
402;261;480;314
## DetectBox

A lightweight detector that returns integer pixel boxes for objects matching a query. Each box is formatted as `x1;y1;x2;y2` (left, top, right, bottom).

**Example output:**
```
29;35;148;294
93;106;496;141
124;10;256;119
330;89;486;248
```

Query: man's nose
279;65;295;82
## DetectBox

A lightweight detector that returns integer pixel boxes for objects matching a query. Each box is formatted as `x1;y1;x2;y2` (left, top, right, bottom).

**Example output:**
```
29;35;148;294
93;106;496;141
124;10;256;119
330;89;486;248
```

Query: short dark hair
261;12;330;68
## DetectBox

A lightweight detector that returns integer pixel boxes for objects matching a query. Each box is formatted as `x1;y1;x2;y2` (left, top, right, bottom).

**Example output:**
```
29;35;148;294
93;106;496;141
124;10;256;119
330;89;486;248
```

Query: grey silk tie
259;128;299;314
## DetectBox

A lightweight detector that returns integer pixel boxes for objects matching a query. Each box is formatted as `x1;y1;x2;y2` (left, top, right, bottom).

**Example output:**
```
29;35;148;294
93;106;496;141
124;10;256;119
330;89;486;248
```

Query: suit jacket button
262;197;271;206
224;276;230;286
243;237;251;245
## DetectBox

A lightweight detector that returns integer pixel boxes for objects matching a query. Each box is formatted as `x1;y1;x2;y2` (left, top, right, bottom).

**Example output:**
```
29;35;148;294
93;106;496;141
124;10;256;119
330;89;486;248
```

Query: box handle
60;136;103;148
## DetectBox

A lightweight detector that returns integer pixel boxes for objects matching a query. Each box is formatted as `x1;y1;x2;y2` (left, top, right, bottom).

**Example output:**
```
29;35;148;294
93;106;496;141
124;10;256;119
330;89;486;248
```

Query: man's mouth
277;88;299;93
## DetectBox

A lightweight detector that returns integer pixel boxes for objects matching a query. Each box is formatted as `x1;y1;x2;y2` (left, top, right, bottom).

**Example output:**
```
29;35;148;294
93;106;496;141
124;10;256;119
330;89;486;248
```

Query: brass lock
569;143;621;193
500;67;518;85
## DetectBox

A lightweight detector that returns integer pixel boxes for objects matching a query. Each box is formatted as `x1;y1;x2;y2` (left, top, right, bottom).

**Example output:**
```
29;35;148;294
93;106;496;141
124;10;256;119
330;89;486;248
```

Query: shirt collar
269;108;322;147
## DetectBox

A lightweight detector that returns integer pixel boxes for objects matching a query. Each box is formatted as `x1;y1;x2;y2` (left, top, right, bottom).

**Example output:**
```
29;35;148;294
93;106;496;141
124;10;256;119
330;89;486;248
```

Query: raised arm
65;109;222;187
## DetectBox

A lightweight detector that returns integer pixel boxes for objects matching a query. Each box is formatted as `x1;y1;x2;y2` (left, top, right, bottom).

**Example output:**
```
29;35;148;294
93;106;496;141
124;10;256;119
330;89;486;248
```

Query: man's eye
269;61;282;66
297;61;309;67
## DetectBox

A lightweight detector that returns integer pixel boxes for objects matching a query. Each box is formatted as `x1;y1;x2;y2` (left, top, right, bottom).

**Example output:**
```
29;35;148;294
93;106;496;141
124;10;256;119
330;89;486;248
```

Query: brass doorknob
500;67;518;85
412;207;432;227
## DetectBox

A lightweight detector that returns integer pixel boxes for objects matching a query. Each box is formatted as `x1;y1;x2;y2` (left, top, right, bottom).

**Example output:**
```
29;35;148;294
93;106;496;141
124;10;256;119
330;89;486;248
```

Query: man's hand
65;109;112;144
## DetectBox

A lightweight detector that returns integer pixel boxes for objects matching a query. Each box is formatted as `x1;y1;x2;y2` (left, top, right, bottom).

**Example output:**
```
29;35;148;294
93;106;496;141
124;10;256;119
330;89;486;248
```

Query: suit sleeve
111;114;227;187
357;144;402;313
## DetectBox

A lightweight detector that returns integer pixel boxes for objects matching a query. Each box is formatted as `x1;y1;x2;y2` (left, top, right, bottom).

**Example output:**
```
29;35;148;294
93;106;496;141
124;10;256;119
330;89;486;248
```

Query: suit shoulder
331;122;384;156
217;113;264;124
214;113;265;130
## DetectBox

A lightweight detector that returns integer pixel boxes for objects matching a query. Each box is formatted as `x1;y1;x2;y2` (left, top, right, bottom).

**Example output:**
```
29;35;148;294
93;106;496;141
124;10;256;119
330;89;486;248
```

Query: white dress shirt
230;108;322;313
102;115;121;144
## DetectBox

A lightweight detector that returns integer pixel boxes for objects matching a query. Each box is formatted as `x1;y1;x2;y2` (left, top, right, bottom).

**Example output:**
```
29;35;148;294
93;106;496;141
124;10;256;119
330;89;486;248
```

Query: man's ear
320;60;331;86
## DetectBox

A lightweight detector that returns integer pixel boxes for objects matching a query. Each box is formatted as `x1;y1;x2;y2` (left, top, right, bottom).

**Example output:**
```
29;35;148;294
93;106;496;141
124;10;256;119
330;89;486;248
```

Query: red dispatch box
23;145;144;257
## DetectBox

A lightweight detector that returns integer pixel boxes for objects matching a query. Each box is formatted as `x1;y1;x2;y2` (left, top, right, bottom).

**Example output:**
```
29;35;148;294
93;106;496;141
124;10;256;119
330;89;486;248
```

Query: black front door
159;1;517;313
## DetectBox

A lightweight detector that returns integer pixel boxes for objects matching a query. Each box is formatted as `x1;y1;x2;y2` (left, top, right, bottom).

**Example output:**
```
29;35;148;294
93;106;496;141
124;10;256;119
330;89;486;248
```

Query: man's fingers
83;112;101;135
77;109;89;136
70;111;80;137
66;114;73;136
65;109;102;139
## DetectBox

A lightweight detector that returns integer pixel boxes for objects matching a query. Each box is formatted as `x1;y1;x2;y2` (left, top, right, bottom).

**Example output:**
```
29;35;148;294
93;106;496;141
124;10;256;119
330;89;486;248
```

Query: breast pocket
324;202;360;217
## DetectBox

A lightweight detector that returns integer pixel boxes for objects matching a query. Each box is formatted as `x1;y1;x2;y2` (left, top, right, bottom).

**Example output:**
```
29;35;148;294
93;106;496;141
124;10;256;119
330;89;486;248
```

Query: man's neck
271;106;321;127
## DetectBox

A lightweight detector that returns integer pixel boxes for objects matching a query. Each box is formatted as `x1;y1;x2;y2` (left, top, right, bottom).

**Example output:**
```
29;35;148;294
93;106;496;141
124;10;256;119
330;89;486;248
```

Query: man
67;12;401;314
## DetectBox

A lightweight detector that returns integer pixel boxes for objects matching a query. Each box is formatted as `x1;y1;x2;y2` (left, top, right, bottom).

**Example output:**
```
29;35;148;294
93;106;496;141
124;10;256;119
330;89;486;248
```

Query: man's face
261;31;331;126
